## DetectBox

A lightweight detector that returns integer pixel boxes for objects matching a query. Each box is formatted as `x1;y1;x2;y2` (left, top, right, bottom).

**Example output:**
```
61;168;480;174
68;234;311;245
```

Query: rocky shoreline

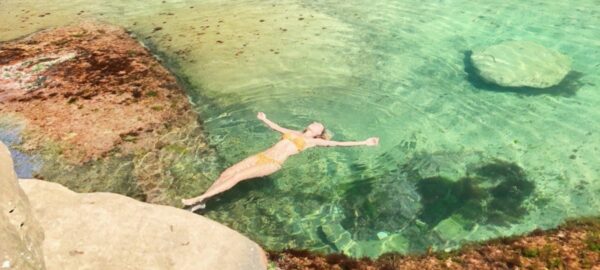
1;23;599;270
270;218;600;269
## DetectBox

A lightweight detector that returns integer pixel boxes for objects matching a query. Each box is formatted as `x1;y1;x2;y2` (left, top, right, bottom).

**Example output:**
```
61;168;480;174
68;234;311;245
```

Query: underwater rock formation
470;41;571;88
341;172;421;242
0;142;45;270
417;160;535;228
341;151;488;241
339;150;537;257
0;23;218;206
321;223;359;255
20;179;268;270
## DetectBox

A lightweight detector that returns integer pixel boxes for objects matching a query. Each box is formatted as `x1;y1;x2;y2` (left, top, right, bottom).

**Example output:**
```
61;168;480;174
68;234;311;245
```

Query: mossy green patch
522;247;539;258
586;232;600;252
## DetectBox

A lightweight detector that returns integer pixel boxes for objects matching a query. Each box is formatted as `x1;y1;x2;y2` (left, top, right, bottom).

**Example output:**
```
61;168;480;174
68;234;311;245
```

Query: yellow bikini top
282;133;306;151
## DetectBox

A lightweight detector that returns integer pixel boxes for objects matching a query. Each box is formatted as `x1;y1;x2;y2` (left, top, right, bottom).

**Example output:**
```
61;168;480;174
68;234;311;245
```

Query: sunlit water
2;0;599;257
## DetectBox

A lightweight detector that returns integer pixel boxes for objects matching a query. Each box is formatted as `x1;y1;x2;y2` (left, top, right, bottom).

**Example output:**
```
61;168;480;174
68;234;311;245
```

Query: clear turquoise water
2;0;600;257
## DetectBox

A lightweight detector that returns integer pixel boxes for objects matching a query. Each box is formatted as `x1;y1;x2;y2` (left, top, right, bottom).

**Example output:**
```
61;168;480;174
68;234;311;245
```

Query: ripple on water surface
1;0;600;257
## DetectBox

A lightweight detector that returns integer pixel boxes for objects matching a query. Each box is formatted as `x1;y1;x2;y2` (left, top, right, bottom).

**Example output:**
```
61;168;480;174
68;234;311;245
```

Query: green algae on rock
470;41;571;88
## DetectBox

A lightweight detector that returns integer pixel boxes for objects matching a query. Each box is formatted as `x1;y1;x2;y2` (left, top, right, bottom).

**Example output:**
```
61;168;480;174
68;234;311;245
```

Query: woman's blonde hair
303;127;331;140
320;129;332;140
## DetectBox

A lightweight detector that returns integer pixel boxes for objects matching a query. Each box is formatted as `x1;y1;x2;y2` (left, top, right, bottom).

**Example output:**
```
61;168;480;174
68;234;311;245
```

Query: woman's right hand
257;112;266;120
364;137;379;146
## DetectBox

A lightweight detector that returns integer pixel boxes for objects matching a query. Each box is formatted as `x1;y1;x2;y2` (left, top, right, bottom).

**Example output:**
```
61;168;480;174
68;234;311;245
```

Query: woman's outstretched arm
257;112;298;134
313;137;379;147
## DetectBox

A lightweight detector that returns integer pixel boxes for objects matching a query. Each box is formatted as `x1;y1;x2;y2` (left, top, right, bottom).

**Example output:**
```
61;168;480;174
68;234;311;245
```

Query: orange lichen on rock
0;23;195;163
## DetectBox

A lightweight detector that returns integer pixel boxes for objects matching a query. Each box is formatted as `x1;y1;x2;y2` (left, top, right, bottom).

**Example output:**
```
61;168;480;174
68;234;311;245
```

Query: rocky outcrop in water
0;23;218;206
470;41;571;88
0;143;45;270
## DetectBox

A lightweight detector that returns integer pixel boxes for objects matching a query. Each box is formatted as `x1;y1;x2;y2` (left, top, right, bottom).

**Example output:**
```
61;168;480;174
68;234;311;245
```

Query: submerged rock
321;223;358;255
341;173;421;242
470;41;571;88
0;142;45;270
20;179;268;270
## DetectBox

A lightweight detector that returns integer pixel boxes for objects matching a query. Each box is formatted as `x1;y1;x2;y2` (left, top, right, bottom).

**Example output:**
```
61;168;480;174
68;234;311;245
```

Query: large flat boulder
470;41;571;88
0;142;45;270
20;179;267;270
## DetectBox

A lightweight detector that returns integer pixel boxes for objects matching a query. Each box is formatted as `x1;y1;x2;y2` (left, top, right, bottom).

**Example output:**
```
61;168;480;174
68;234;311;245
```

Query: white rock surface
471;41;571;88
0;142;46;270
20;179;267;270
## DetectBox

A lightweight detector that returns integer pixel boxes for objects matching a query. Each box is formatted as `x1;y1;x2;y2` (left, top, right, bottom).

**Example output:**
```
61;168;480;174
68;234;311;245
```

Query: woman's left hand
365;137;379;146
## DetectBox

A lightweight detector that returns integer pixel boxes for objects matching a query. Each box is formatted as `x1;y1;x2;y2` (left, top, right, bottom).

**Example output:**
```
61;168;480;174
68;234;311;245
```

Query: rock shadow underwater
417;160;535;228
338;150;536;254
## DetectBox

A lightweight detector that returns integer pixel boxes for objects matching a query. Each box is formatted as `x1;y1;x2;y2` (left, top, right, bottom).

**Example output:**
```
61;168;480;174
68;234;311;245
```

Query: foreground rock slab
0;142;45;270
20;179;267;270
470;41;571;88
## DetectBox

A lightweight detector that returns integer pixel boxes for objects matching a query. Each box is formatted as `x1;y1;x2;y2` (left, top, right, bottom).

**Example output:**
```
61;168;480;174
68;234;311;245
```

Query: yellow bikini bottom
255;152;283;166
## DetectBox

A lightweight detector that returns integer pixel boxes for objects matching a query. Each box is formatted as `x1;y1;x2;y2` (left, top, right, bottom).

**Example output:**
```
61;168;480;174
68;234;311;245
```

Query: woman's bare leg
182;163;281;206
210;156;258;188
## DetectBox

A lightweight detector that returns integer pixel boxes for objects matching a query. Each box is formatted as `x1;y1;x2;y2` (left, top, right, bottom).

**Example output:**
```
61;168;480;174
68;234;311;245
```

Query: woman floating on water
181;112;379;211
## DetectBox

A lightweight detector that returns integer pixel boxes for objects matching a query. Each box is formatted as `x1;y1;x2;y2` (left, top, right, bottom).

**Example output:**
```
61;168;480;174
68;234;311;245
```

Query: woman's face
306;122;325;137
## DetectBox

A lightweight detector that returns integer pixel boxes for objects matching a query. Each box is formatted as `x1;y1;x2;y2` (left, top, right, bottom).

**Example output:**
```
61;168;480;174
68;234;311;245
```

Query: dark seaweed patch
417;176;485;226
340;172;420;241
0;47;26;65
340;156;536;243
417;160;534;228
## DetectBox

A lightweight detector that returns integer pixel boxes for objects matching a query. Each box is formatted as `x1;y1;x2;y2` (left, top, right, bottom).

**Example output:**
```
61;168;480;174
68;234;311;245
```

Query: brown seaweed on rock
0;22;219;206
270;217;600;269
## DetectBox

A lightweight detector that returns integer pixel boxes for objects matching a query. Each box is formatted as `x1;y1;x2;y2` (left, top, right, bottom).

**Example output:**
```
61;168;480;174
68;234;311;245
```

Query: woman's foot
188;203;206;212
181;196;203;206
182;197;207;212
